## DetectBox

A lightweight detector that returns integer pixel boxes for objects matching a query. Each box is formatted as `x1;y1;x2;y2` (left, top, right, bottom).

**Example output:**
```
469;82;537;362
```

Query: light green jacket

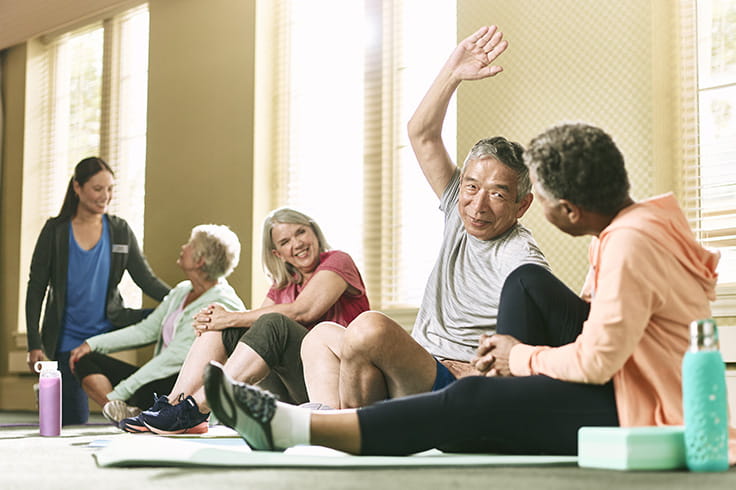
86;279;245;400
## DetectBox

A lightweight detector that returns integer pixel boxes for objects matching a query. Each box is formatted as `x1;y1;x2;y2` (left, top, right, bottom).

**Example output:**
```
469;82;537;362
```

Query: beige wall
457;0;677;292
143;0;256;300
0;45;29;403
0;0;140;51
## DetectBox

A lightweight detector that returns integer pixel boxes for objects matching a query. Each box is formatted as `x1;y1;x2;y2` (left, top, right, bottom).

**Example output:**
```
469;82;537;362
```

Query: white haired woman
122;207;370;434
69;224;244;425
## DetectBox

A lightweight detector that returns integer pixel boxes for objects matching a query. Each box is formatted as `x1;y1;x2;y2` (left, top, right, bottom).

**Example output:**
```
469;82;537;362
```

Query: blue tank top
59;216;113;352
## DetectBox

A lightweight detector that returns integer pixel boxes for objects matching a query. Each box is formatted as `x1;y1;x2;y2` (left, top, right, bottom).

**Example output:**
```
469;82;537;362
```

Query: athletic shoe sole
204;360;276;450
120;418;151;433
143;421;209;435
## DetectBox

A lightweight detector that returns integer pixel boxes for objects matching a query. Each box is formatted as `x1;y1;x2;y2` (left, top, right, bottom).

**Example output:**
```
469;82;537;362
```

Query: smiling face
73;170;114;216
458;157;533;241
270;222;321;275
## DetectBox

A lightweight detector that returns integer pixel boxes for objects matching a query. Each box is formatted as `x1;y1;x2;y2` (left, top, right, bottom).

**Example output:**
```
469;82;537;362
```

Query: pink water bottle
35;361;62;436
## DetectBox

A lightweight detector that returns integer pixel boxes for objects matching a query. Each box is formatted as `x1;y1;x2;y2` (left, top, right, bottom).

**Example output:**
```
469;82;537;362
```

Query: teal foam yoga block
577;426;686;470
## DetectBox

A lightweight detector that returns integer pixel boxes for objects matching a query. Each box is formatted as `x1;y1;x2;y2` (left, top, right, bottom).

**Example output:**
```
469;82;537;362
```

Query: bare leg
339;311;438;408
193;342;271;411
166;331;228;405
300;322;345;408
310;410;362;454
80;374;114;407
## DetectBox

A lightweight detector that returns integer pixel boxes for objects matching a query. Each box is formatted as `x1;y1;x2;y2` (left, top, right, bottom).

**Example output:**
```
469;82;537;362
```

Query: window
19;4;150;330
270;0;456;313
682;0;736;315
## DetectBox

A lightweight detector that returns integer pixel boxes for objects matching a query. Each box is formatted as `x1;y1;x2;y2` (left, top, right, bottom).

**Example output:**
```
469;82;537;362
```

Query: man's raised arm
407;25;509;198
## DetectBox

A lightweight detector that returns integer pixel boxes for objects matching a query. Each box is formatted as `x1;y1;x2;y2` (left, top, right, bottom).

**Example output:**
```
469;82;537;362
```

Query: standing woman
26;157;170;425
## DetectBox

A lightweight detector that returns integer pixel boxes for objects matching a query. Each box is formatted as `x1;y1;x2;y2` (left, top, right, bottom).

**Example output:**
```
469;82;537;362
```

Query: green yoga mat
93;435;578;468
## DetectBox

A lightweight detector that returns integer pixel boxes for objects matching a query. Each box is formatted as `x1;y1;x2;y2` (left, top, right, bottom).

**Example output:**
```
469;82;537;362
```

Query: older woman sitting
69;224;244;424
122;207;369;434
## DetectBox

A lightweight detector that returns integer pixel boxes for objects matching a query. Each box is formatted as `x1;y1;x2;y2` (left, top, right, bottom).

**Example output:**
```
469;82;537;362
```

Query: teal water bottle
682;319;729;471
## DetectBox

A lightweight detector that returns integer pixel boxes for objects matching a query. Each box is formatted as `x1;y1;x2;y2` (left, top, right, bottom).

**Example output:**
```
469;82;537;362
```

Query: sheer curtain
269;0;456;313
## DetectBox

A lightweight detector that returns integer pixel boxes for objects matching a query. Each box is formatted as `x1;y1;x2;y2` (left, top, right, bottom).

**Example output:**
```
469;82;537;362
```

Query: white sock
271;401;311;449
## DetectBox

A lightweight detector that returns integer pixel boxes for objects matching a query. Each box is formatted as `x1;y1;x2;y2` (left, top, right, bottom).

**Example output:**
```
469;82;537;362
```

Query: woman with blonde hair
123;207;369;434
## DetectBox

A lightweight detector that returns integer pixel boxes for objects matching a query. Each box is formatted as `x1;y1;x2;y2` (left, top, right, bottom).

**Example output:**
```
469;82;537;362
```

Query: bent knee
501;263;553;293
301;322;344;356
507;263;550;283
248;312;294;339
342;311;403;355
252;312;289;329
72;355;97;380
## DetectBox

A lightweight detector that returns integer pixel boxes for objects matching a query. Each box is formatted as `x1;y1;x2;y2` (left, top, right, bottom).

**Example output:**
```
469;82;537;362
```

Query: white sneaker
102;400;142;424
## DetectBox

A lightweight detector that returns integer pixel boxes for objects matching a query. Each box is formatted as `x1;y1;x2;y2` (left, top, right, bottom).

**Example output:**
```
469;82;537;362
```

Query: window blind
37;23;105;225
680;0;736;315
270;0;455;311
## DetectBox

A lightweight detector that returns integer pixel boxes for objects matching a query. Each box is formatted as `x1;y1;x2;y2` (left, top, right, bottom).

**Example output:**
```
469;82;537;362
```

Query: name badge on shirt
112;244;129;254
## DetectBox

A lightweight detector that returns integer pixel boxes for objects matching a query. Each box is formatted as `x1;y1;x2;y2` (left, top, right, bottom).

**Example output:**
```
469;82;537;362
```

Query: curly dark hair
461;136;530;201
524;123;630;215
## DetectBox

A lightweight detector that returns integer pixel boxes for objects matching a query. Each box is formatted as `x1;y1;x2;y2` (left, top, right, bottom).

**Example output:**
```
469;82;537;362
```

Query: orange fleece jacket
510;193;734;455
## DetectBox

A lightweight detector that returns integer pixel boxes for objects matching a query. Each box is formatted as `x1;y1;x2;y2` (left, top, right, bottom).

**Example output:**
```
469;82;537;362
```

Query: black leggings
74;352;178;409
358;264;619;456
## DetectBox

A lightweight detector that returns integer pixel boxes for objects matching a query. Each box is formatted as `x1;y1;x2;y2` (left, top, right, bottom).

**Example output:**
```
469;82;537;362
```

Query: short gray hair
461;136;531;201
189;224;241;281
261;207;330;289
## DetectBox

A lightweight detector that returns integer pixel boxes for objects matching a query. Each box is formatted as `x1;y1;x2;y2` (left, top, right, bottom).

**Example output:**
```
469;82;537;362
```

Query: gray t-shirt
411;168;549;362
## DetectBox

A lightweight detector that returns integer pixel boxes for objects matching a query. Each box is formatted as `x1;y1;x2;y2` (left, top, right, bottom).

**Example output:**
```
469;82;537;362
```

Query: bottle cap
689;319;719;352
34;361;58;373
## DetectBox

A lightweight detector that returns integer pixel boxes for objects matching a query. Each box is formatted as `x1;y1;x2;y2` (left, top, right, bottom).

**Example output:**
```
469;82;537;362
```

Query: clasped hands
193;303;232;335
471;333;520;377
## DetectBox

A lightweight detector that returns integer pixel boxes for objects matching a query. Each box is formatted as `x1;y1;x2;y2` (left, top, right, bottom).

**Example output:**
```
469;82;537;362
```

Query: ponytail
56;177;79;220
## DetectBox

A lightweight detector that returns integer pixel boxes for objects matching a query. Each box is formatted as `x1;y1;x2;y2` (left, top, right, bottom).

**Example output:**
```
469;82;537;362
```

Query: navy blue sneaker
141;394;209;435
120;393;172;433
204;360;277;450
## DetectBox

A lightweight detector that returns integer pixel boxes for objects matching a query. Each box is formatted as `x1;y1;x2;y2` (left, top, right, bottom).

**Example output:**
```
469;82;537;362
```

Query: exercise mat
93;434;578;468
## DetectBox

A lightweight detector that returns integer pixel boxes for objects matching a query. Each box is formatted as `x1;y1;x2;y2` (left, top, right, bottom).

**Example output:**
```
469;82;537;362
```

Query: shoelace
150;393;170;412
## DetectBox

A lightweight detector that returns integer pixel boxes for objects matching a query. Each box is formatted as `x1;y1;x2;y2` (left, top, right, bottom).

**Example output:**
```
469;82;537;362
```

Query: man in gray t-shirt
301;26;548;409
412;167;548;365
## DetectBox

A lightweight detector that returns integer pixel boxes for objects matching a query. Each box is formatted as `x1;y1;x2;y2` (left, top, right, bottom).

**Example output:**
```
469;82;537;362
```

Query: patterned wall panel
456;0;669;291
